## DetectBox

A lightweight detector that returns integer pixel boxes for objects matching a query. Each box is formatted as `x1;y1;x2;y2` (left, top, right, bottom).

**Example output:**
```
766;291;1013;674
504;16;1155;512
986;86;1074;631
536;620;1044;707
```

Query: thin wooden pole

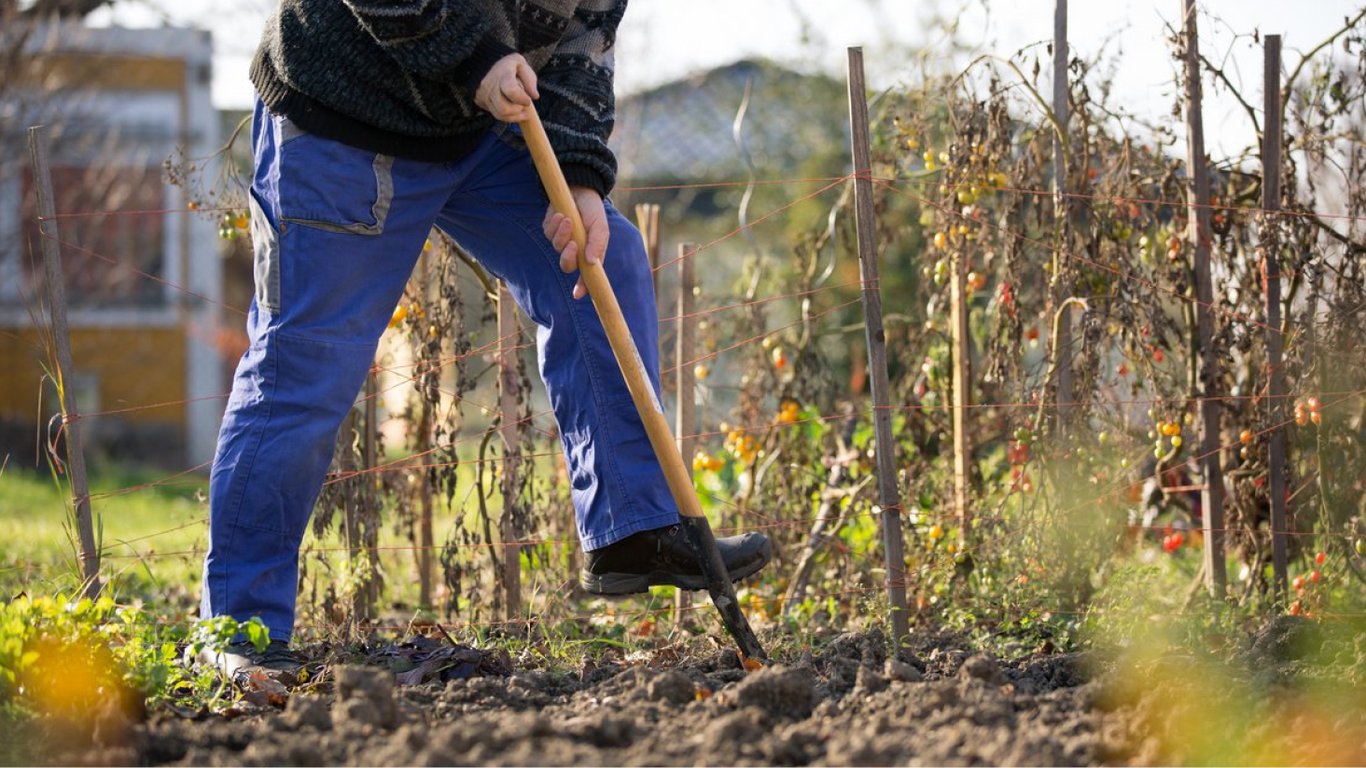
635;203;661;299
847;47;911;645
675;242;698;627
416;398;435;608
338;408;363;624
363;375;378;468
1180;0;1227;597
362;369;381;615
1051;0;1074;427
416;251;435;608
949;241;972;544
498;284;523;621
675;243;697;462
1261;34;1289;598
28;125;100;599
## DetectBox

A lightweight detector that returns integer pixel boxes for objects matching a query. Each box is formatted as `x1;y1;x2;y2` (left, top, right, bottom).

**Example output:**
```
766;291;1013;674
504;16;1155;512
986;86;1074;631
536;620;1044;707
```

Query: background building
0;21;224;467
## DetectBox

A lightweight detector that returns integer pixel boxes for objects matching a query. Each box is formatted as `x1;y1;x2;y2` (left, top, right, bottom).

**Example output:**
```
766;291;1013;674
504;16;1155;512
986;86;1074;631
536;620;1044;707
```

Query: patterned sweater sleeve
535;0;627;196
340;1;515;90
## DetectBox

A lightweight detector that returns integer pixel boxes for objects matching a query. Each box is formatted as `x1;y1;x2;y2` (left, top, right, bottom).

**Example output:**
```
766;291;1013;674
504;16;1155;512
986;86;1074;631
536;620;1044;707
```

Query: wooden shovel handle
518;107;705;520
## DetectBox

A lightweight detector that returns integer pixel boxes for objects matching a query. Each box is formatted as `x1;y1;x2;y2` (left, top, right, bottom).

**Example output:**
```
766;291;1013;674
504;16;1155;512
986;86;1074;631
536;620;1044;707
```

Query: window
15;163;166;308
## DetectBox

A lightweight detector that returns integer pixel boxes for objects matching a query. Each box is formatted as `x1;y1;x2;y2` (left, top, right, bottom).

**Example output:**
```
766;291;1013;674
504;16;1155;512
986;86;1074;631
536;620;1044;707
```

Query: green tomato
933;259;949;287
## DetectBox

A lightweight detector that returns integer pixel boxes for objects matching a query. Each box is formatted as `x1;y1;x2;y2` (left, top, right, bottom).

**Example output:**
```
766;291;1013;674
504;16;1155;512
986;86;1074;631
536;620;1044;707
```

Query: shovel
519;105;767;662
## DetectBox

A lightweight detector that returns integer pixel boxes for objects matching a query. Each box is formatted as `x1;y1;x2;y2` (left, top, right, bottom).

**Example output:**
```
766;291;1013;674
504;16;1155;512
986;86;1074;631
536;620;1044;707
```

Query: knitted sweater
250;0;626;195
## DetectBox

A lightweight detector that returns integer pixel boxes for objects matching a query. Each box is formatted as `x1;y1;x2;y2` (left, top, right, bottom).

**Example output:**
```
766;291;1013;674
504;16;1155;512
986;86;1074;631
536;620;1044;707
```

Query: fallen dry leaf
241;670;289;707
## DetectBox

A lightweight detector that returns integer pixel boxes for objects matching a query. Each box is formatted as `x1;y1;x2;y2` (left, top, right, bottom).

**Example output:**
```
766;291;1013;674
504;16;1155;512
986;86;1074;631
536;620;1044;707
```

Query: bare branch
1199;51;1260;141
1282;7;1366;104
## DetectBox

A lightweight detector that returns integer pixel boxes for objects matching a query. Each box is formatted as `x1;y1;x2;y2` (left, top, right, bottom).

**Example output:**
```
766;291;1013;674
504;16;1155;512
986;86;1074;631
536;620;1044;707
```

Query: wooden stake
415;250;435;608
1261;34;1289;598
675;242;697;627
1051;0;1074;427
498;284;524;621
847;47;911;645
949;245;972;544
337;408;364;625
635;203;661;299
1180;0;1228;597
362;370;381;615
28;125;100;599
416;397;435;608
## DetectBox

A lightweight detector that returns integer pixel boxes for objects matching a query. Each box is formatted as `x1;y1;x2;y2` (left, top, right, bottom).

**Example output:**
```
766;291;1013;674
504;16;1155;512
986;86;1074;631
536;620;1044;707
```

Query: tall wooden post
416;398;435;608
1051;0;1074;426
28;125;100;598
675;242;698;626
361;370;382;615
498;284;524;620
635;203;661;299
949;244;972;544
1261;35;1289;598
847;47;910;645
337;408;365;624
1180;0;1227;597
412;253;436;608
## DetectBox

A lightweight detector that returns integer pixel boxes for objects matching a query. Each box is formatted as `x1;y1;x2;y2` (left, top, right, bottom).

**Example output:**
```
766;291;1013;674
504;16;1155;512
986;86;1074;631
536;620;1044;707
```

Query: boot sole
579;547;772;596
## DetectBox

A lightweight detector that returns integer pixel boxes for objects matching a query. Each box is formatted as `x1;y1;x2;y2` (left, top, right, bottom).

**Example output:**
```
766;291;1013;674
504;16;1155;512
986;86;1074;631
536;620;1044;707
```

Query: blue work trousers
201;101;677;640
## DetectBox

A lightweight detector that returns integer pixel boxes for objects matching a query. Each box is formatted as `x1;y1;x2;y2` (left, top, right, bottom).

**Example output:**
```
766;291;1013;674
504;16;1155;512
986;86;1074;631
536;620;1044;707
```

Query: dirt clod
644;669;694;705
959;653;1006;685
282;695;331;732
885;657;923;683
333;665;398;730
720;664;817;719
91;696;138;748
854;663;887;693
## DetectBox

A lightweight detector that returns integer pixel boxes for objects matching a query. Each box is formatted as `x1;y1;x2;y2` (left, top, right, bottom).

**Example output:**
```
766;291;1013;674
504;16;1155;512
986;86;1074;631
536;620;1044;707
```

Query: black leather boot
581;523;772;595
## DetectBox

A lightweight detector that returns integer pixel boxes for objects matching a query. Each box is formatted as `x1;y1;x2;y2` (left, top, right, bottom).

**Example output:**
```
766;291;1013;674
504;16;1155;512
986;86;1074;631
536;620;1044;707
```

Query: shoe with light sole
190;639;304;686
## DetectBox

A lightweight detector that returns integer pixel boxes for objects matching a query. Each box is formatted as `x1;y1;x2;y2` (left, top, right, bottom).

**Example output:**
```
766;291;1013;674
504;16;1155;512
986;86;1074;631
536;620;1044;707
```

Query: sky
88;0;1364;156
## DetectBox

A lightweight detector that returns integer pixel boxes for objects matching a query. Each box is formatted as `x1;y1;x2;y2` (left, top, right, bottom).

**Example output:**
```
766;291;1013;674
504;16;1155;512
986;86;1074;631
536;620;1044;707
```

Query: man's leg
200;101;453;641
435;136;678;552
434;133;770;593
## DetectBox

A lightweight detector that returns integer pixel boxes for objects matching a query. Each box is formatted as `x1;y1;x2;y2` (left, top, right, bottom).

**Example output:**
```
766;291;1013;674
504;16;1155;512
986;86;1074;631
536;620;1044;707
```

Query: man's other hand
542;187;609;301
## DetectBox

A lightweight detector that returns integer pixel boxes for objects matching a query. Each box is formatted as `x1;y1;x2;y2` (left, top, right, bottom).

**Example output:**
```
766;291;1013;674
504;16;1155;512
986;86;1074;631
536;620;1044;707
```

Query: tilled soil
41;621;1366;766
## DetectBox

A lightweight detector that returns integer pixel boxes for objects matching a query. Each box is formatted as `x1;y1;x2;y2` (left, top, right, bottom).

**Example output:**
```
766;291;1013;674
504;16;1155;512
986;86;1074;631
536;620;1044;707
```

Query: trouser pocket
276;117;394;236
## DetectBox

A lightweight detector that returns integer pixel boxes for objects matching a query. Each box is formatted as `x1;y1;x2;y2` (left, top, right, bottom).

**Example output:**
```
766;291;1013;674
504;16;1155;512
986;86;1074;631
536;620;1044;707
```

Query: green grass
0;449;540;614
0;451;571;628
0;464;208;606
